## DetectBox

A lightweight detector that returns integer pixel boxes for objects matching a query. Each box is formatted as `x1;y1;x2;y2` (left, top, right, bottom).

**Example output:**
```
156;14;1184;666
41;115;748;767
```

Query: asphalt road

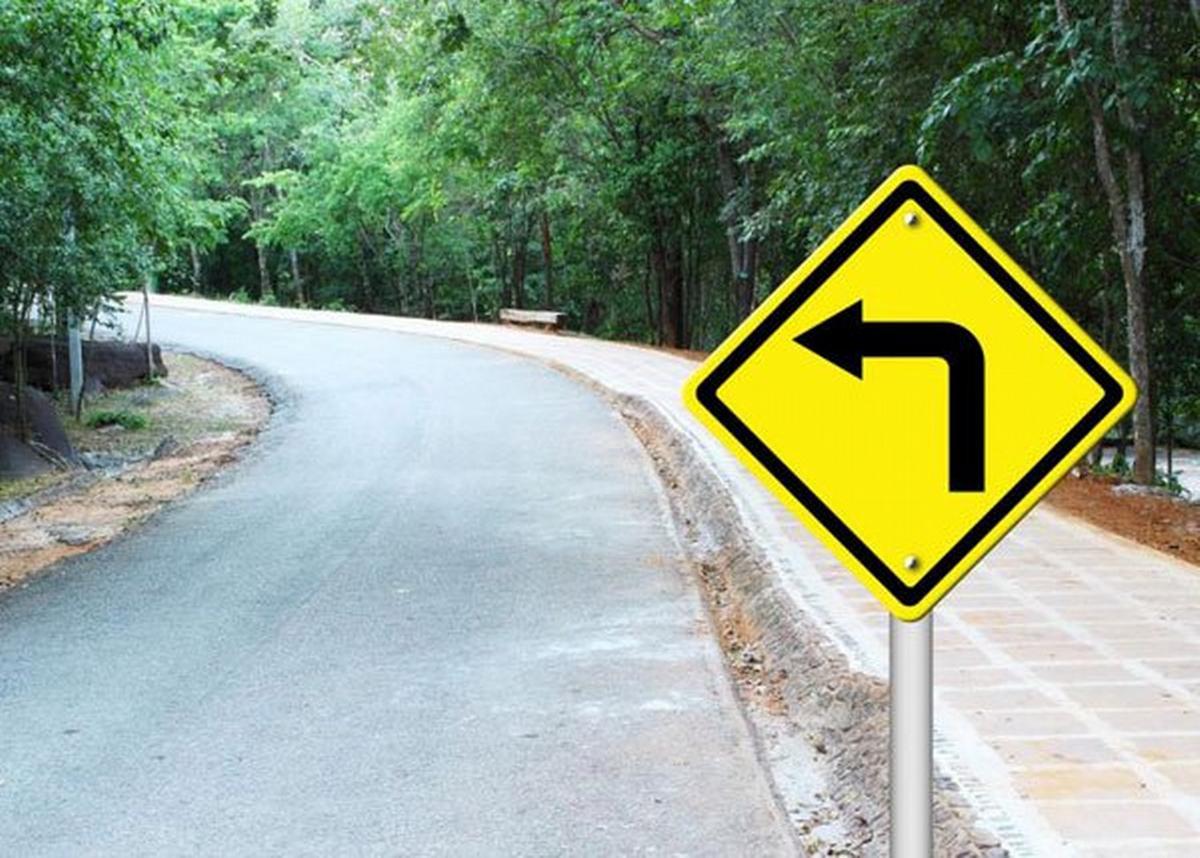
0;307;792;856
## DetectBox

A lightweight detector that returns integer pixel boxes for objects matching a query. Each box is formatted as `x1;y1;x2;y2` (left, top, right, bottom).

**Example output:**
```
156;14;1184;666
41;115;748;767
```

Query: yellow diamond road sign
683;165;1136;621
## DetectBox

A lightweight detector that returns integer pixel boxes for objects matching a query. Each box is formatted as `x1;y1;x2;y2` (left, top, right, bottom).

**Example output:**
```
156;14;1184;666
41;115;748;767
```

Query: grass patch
0;472;67;504
84;409;149;431
62;353;266;459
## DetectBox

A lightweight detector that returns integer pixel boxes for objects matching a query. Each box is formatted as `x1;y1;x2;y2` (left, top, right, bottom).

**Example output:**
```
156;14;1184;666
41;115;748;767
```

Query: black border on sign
694;180;1125;607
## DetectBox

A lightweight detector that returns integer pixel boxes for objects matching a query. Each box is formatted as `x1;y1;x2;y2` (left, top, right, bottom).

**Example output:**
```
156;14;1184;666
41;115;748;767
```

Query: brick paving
146;295;1200;856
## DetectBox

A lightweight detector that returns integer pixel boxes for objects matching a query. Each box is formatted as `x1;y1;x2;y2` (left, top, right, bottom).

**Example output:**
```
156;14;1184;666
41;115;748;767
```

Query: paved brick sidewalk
144;295;1200;856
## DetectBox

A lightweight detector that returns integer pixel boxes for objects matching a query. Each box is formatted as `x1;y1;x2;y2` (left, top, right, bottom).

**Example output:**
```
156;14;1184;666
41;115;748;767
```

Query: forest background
1;0;1196;484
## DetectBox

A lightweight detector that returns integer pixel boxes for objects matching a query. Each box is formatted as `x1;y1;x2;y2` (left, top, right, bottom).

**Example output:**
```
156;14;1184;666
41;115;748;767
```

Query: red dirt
1047;472;1200;567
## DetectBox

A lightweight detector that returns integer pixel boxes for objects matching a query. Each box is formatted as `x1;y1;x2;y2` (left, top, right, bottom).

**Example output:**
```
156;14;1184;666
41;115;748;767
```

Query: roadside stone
0;336;167;392
0;382;78;478
46;524;99;547
0;338;170;393
80;451;134;471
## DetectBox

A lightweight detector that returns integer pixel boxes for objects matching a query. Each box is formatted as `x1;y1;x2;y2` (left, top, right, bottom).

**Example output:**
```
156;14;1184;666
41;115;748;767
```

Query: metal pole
890;613;932;858
67;311;83;419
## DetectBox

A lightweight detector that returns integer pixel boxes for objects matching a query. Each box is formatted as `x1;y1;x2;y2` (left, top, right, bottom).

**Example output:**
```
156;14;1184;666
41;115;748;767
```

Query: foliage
85;409;149;431
2;0;1197;475
0;0;228;435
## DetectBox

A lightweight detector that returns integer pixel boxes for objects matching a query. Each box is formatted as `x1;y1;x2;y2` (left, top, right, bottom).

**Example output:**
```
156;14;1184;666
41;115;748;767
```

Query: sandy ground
0;354;269;591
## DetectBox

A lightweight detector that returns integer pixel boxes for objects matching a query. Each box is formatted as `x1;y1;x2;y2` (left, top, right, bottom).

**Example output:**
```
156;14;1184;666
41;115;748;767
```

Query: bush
85;409;148;431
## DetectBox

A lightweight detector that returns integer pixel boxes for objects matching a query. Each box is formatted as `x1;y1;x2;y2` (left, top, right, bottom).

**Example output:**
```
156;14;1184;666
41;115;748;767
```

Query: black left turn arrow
794;300;985;492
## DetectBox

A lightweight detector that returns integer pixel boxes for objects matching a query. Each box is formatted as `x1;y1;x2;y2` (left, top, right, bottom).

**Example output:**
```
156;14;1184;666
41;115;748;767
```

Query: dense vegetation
1;0;1196;483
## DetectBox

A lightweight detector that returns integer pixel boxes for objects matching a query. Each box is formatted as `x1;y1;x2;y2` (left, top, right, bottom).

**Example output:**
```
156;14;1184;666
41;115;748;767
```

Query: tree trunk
5;284;37;439
511;214;534;311
249;190;273;301
715;135;759;320
411;223;434;319
1123;219;1154;484
12;319;29;441
651;218;685;348
1166;415;1174;479
1110;0;1154;485
49;303;59;393
512;237;527;310
641;251;657;341
189;243;203;294
1056;0;1155;483
492;233;511;309
289;249;304;305
357;256;371;311
255;242;272;301
356;231;374;312
268;175;303;305
737;239;759;320
540;210;554;309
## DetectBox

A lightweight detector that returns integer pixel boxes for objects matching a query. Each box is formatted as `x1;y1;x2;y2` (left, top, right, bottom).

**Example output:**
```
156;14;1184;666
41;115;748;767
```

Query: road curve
0;308;793;855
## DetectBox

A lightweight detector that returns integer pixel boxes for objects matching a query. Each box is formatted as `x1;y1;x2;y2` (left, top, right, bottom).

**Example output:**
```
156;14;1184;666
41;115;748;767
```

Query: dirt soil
0;354;269;591
1048;471;1200;567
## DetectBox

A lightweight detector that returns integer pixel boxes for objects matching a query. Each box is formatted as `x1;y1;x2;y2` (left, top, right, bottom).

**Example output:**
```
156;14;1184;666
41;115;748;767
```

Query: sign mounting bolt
903;555;920;571
904;212;919;227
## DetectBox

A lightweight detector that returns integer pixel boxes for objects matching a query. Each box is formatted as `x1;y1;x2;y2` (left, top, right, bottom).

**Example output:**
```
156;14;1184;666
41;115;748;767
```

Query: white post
63;209;84;418
890;613;933;858
143;278;154;380
67;311;83;419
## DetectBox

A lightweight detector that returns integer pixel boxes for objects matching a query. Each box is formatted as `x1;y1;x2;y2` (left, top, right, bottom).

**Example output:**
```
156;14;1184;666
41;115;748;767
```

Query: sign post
67;311;83;419
890;614;932;858
682;165;1136;855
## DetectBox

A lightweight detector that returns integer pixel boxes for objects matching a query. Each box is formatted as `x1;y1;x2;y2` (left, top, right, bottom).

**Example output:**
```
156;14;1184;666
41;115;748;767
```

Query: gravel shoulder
0;352;269;592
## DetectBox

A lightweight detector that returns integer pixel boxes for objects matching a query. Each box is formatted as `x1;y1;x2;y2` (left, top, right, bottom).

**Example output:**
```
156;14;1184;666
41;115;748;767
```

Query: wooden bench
498;308;567;331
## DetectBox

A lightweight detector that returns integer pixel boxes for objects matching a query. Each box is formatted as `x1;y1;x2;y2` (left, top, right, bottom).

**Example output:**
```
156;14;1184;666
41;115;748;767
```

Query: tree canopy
2;0;1197;482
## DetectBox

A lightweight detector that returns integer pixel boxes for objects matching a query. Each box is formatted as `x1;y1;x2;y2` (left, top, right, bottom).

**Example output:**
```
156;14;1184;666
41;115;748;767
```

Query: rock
46;524;98;546
0;382;79;479
79;451;131;471
0;336;167;393
0;436;53;480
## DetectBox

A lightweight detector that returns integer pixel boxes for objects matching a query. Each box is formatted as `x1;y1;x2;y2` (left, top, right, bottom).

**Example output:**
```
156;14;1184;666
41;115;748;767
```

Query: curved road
0;308;792;855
